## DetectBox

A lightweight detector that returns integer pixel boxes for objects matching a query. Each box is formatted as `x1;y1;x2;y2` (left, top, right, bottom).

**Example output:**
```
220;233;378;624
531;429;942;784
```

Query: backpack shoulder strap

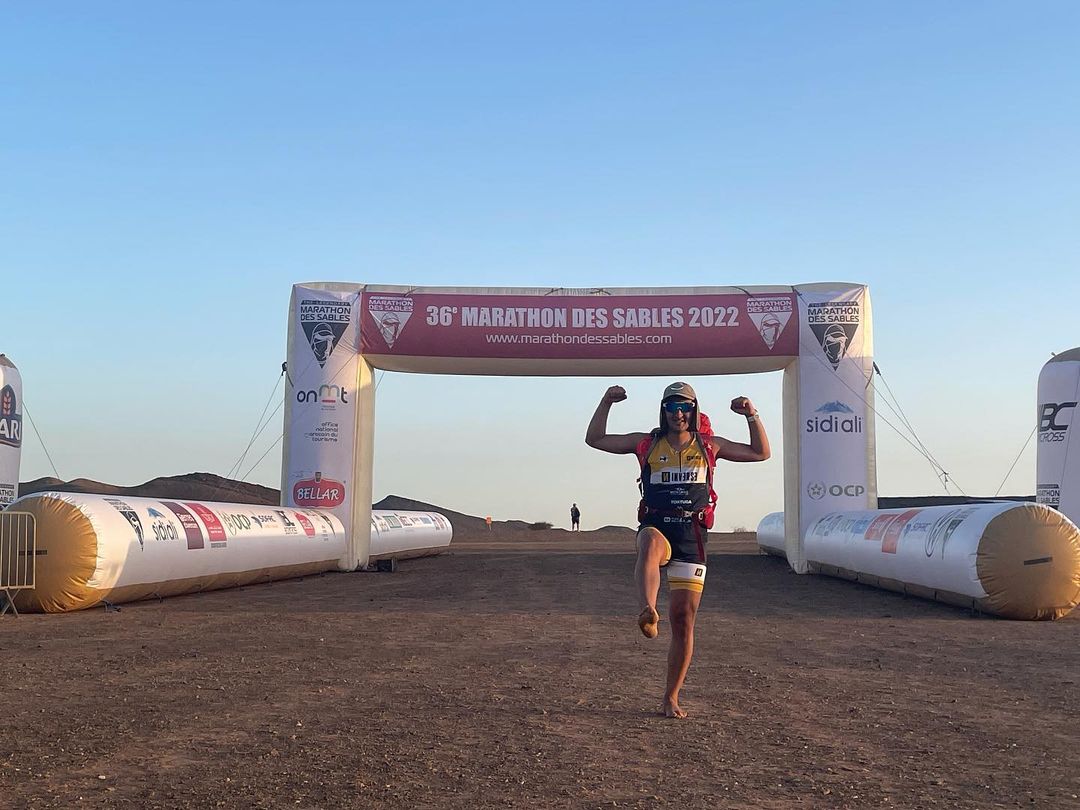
694;431;718;504
635;431;662;469
695;431;717;469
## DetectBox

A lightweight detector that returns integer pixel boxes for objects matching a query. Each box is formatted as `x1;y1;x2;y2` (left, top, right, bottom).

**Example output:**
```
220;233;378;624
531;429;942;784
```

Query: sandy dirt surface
1;526;1078;809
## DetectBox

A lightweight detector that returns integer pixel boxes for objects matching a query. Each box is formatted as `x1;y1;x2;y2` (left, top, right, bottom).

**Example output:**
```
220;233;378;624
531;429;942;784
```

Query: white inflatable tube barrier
9;492;452;613
803;502;1080;620
755;511;786;558
370;510;453;560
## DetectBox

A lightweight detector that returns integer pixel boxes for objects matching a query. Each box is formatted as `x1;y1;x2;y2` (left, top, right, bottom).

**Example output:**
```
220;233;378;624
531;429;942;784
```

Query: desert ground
1;512;1078;809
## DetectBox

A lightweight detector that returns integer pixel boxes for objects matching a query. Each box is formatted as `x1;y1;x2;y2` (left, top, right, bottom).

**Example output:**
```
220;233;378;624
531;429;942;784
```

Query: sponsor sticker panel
1036;483;1060;509
186;502;228;547
162;501;205;549
104;498;146;550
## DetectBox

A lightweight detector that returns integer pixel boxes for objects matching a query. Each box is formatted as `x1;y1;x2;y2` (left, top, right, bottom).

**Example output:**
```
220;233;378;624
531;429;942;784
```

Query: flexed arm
712;396;771;462
585;385;648;454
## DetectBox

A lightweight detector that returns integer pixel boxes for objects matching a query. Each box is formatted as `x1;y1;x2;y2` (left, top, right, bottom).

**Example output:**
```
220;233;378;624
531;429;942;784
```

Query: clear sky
3;2;1077;530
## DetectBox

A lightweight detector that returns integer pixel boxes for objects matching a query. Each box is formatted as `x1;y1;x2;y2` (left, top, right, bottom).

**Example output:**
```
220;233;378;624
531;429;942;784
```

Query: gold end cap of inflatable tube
13;494;100;614
977;504;1080;620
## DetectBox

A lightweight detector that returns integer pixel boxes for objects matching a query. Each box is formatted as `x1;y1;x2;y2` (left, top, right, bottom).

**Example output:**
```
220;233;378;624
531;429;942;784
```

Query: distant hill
374;494;490;532
18;472;279;505
373;495;565;533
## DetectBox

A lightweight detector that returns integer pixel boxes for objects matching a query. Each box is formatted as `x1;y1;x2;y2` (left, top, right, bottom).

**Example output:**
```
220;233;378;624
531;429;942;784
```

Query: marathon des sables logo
0;385;21;448
1039;401;1076;443
300;298;353;368
746;296;793;350
367;295;414;350
807;302;860;369
806;401;863;435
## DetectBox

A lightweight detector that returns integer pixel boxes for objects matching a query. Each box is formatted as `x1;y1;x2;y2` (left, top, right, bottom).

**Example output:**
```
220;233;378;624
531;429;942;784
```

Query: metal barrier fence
1;511;36;616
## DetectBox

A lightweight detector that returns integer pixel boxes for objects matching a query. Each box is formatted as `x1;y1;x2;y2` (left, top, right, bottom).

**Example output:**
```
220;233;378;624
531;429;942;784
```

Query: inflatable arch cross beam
282;283;877;571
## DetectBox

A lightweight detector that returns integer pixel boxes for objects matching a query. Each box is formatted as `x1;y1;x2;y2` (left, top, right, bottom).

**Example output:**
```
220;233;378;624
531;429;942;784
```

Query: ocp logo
807;481;866;499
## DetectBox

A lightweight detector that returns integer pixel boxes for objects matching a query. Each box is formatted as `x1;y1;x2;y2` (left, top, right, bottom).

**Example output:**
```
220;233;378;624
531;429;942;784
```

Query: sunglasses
663;401;695;415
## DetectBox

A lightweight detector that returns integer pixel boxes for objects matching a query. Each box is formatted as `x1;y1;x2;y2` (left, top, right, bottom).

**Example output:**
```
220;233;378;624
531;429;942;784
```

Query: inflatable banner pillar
283;282;876;571
1037;348;1080;526
281;285;375;569
0;354;23;508
788;286;877;571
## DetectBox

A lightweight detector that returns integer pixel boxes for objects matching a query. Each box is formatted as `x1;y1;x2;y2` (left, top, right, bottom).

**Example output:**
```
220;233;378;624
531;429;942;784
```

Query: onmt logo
296;384;350;405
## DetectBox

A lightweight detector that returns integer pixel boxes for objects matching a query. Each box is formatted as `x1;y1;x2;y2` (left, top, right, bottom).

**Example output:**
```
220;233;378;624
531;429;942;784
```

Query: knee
638;532;667;561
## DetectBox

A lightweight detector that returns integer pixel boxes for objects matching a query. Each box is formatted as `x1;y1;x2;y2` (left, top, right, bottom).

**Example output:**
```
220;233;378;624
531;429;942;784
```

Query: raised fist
730;396;756;416
604;385;628;404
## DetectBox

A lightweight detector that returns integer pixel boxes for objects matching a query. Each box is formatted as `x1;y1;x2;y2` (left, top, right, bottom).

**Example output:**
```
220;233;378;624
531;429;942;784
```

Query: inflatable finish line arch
282;283;877;572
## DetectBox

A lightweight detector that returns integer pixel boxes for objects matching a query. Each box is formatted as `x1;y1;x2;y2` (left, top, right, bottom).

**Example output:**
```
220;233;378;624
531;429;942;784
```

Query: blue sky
3;2;1077;530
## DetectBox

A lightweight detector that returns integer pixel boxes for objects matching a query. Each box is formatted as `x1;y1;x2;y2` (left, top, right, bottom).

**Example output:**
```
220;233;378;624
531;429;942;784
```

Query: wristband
746;413;758;423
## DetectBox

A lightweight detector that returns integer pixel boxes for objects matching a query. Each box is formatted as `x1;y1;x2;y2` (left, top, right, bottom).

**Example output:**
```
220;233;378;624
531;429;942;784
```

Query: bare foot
637;605;660;639
662;699;687;719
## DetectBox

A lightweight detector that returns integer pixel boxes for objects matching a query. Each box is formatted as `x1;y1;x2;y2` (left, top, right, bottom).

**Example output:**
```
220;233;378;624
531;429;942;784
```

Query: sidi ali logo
806;401;863;434
299;298;353;368
366;295;414;350
807;302;860;369
746;297;793;350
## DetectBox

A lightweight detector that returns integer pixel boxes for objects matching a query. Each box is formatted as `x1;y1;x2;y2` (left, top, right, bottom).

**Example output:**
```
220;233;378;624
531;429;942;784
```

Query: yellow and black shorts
643;519;708;594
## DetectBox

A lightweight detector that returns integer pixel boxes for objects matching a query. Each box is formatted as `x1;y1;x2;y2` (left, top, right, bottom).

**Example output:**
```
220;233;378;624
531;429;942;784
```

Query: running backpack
634;412;718;529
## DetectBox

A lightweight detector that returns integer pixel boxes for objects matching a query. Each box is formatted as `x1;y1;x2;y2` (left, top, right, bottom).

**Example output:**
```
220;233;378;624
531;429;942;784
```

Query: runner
585;381;771;718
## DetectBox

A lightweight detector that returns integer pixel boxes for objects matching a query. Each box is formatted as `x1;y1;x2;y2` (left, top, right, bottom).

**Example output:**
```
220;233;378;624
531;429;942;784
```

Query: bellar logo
293;472;346;508
0;385;20;448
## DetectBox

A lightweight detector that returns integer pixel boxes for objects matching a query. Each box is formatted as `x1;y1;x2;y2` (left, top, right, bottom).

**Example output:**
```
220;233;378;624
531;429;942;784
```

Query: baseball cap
662;381;697;402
